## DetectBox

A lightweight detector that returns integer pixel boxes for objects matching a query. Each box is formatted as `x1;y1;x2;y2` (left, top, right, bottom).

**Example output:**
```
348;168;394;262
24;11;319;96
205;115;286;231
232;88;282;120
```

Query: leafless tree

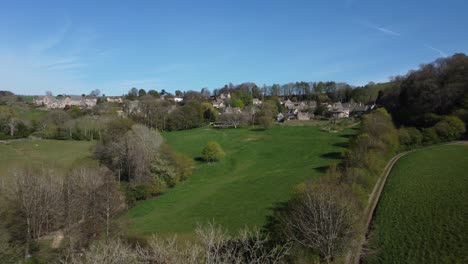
136;236;202;264
125;124;163;183
219;112;247;128
63;167;125;251
63;239;139;264
195;222;290;264
0;167;63;257
65;222;289;264
280;182;359;262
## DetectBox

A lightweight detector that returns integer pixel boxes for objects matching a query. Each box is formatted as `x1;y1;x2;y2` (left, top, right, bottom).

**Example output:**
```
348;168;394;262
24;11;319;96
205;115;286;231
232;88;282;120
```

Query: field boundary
345;141;466;264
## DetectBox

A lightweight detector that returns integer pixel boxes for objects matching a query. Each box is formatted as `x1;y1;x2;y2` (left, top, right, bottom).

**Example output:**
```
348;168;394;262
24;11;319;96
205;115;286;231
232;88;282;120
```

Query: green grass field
122;126;353;237
0;139;97;177
0;105;48;122
364;144;468;264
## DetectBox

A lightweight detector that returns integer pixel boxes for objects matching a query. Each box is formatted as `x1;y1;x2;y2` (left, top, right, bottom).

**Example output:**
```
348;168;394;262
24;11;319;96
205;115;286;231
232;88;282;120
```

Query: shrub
258;115;273;130
406;127;423;146
399;127;423;148
434;116;465;141
202;141;225;162
398;128;411;146
422;127;440;145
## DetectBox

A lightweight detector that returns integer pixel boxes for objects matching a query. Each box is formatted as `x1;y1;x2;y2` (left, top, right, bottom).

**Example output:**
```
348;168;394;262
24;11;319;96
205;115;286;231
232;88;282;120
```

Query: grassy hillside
0;105;48;122
0;139;97;177
364;144;468;264
122;126;353;237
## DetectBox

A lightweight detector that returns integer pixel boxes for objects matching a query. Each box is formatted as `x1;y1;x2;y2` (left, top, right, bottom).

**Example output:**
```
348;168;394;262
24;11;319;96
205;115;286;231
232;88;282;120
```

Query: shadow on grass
339;134;355;139
333;142;349;148
250;128;267;132
313;165;330;173
320;151;343;159
262;201;290;239
194;157;205;162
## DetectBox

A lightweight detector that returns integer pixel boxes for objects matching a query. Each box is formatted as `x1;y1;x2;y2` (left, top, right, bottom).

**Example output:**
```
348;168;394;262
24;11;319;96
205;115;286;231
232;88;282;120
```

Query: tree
201;102;218;123
90;89;101;97
127;88;139;100
147;89;160;98
40;110;72;139
62;167;124;251
202;141;225;162
0;167;63;258
138;89;146;97
218;111;247;128
69;223;290;264
398;127;423;148
175;90;183;97
0;107;20;137
379;53;468;127
434;115;466;141
94;121;164;183
279;182;359;262
124;124;164;183
258;115;273;130
422;127;440;145
66;239;139;264
257;100;278;129
230;98;244;109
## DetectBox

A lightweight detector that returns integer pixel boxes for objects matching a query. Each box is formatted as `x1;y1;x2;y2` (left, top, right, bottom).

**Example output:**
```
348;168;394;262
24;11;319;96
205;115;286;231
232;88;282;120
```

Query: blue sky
1;0;467;95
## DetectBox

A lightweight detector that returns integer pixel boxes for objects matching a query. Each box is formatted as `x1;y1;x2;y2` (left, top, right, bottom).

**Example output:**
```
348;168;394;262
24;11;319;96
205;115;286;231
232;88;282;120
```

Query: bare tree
136;236;202;264
0;167;63;258
65;222;290;264
125;124;163;183
195;222;290;264
64;239;139;264
280;182;359;262
63;167;124;251
219;112;247;128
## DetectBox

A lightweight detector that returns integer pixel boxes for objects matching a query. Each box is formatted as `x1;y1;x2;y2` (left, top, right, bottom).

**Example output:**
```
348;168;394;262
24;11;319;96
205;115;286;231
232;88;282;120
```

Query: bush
202;141;225;162
435;116;466;141
124;184;152;204
258;115;273;130
422;127;440;145
399;127;423;148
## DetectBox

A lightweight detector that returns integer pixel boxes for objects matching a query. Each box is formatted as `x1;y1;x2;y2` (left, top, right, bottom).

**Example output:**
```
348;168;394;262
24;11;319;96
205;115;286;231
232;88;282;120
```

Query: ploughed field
0;139;97;177
364;144;468;264
122;126;353;237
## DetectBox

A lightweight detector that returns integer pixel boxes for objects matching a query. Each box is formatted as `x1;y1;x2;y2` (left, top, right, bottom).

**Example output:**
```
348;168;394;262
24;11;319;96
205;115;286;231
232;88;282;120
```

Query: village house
223;106;242;114
106;97;123;103
124;100;140;114
34;95;97;109
212;99;225;109
252;98;262;105
330;109;350;118
297;112;311;121
283;99;294;110
277;112;285;122
219;93;231;100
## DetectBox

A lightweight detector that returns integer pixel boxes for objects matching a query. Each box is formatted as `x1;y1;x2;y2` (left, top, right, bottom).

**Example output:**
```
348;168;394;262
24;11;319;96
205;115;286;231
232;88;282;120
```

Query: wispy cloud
28;17;72;53
0;16;99;94
361;21;401;36
424;44;447;57
36;57;85;71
